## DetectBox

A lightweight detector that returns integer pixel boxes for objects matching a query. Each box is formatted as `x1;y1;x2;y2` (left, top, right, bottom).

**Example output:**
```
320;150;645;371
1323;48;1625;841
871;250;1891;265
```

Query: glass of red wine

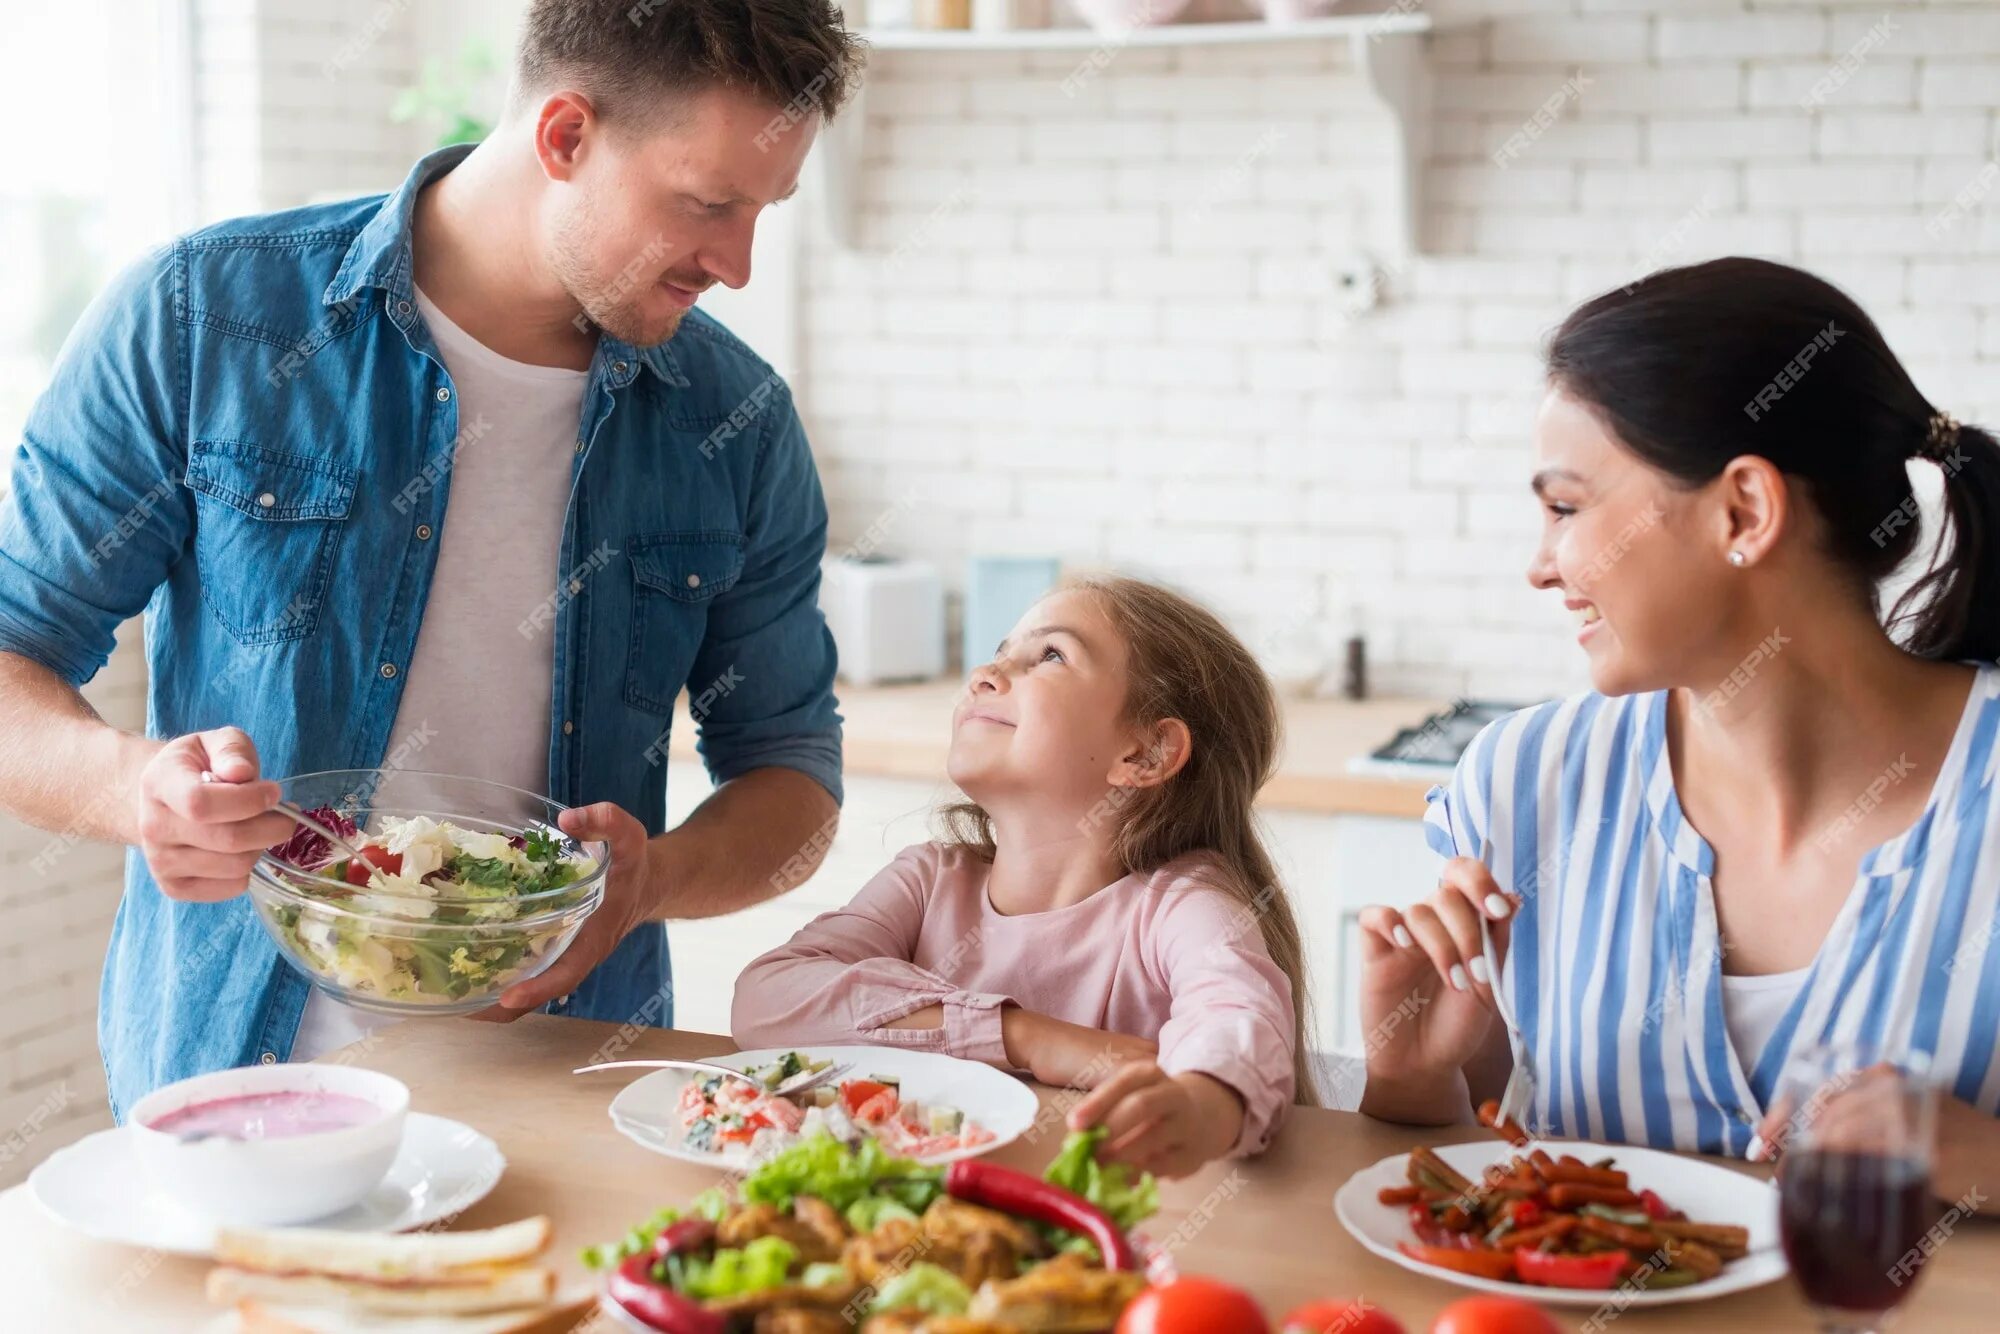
1774;1044;1940;1332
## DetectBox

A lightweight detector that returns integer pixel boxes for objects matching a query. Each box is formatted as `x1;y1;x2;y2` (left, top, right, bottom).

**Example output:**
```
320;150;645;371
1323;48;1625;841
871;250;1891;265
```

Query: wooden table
3;1018;1990;1330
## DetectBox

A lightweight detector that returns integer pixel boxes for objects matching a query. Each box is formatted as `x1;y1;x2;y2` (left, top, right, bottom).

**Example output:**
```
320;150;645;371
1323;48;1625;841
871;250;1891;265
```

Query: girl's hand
1002;1008;1157;1088
1357;856;1516;1120
1068;1061;1242;1179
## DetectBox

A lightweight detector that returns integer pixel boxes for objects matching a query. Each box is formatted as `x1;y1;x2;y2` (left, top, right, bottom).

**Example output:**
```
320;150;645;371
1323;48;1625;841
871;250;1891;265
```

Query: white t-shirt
1720;966;1812;1072
291;289;588;1062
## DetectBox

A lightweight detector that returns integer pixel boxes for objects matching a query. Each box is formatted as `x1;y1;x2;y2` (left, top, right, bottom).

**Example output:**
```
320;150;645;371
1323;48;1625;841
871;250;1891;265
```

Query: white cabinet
662;766;1441;1060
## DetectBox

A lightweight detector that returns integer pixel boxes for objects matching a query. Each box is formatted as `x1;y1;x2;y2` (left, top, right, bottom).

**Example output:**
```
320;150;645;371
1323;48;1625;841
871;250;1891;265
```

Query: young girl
732;575;1311;1178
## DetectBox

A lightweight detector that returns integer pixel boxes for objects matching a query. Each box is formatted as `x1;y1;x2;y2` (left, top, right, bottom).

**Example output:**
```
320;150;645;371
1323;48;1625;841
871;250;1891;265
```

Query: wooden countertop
10;1017;1990;1331
672;680;1441;819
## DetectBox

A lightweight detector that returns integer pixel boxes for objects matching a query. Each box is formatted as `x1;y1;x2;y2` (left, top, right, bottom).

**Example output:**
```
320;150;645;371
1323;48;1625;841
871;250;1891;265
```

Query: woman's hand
1357;856;1517;1123
1001;1008;1157;1088
1068;1061;1243;1179
1753;1080;1998;1212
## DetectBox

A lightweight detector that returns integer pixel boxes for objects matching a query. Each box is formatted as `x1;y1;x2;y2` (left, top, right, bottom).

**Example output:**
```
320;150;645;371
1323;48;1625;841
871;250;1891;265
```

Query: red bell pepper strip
943;1159;1136;1271
606;1255;726;1333
1396;1242;1518;1280
1514;1247;1631;1290
648;1218;716;1261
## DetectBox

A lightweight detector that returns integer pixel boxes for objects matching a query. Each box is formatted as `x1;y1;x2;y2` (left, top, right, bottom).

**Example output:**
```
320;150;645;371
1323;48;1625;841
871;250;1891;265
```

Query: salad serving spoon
572;1056;853;1099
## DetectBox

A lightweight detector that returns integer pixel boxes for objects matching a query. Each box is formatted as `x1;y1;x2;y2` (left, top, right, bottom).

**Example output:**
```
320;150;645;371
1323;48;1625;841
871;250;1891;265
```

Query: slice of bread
207;1266;556;1315
214;1218;555;1283
231;1292;595;1334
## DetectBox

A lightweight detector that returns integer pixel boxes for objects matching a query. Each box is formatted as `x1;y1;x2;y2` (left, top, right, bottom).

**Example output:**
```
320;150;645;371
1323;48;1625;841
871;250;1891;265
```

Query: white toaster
819;555;946;686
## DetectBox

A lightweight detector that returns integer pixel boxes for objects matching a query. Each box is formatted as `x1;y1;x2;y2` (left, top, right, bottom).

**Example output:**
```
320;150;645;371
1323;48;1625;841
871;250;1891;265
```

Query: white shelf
857;13;1431;51
816;9;1435;257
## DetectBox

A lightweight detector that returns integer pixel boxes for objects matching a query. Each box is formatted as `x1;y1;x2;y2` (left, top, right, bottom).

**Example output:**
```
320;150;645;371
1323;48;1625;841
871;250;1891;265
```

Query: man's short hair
515;0;865;130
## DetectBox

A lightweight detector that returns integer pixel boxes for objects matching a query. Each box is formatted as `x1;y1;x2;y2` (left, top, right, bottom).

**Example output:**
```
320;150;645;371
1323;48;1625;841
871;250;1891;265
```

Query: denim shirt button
568;579;583;596
435;386;450;403
574;439;586;454
685;573;701;590
380;662;398;679
395;300;411;317
259;1051;276;1065
613;360;629;375
255;492;276;508
562;720;574;736
416;524;433;541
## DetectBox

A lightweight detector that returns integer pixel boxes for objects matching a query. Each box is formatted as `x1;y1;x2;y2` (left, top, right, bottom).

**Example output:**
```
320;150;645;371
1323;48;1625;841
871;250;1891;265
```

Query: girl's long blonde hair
937;574;1317;1105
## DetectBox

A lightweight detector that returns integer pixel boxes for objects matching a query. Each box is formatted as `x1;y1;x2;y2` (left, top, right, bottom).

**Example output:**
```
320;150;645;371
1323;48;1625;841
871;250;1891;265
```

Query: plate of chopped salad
247;769;609;1015
607;1047;1040;1169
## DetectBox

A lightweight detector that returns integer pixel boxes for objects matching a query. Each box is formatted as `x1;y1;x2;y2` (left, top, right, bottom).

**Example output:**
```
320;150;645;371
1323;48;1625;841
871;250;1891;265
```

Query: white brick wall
800;1;2000;701
0;622;145;1188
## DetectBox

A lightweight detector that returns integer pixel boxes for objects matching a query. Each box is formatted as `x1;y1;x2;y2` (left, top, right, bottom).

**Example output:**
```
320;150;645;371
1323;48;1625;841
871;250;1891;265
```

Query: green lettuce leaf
870;1262;972;1315
1043;1128;1159;1230
741;1130;942;1213
675;1235;798;1300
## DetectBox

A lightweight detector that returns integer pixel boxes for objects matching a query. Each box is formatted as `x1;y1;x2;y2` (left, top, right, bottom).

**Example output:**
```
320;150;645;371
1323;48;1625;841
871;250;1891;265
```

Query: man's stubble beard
548;197;688;349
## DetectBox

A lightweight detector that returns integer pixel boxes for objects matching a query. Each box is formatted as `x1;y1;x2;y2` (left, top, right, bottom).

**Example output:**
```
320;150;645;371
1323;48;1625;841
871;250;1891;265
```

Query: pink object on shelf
1259;0;1339;20
1067;0;1195;32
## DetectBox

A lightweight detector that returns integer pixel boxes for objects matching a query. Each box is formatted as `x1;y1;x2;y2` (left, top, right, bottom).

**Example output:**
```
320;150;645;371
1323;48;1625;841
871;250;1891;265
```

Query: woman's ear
1716;454;1789;567
1108;718;1192;790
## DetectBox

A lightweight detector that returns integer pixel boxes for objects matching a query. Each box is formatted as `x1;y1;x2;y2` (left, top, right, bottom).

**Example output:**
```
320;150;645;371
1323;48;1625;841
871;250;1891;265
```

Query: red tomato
854;1090;900;1123
1116;1278;1268;1334
1506;1198;1543;1229
343;846;402;883
1281;1300;1405;1334
840;1080;893;1114
1429;1296;1561;1334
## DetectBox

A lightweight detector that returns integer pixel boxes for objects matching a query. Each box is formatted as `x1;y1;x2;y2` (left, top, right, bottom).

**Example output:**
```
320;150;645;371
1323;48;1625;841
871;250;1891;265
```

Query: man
0;0;862;1118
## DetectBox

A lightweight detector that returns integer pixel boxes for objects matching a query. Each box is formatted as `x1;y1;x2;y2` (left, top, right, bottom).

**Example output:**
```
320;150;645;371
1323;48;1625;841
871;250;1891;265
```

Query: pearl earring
1727;551;1747;567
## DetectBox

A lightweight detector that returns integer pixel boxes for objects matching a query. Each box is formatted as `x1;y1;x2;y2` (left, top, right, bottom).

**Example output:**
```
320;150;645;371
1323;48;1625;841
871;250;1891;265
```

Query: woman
1358;257;2000;1202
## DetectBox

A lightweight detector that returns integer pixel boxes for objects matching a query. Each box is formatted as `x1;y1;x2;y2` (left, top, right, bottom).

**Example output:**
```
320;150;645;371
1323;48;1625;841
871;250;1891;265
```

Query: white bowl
128;1064;409;1226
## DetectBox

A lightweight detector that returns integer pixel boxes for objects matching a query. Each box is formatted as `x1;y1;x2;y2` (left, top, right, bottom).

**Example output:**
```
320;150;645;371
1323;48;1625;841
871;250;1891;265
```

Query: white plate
1333;1138;1789;1307
607;1045;1040;1169
30;1112;504;1257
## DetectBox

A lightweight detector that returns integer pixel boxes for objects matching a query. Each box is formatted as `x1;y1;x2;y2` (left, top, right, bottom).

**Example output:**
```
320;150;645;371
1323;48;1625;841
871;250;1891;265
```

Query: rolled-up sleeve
687;382;842;804
0;246;189;685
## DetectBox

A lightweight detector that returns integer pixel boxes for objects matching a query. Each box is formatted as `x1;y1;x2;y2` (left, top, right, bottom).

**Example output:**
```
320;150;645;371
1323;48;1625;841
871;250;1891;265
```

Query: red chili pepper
648;1217;716;1262
944;1159;1136;1271
1395;1242;1518;1281
1514;1247;1630;1290
607;1255;726;1333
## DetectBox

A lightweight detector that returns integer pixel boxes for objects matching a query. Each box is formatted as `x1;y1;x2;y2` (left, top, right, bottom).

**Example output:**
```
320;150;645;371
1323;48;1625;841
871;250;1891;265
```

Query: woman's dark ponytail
1547;257;2000;664
1893;417;2000;662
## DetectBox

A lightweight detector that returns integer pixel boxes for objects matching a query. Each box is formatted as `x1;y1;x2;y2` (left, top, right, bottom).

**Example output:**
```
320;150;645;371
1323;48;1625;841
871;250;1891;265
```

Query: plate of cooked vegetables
1332;1102;1788;1307
584;1126;1163;1331
609;1047;1039;1168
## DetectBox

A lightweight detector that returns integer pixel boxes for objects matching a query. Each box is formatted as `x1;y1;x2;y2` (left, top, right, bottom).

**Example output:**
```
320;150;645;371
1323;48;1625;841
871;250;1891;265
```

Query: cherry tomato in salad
854;1089;900;1123
1115;1277;1268;1334
841;1080;894;1115
1281;1300;1405;1334
1429;1296;1561;1334
1513;1247;1629;1290
342;845;402;884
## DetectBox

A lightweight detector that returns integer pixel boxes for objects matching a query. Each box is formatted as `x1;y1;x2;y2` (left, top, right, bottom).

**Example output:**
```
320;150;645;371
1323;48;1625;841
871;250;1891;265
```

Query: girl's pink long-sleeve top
730;841;1297;1155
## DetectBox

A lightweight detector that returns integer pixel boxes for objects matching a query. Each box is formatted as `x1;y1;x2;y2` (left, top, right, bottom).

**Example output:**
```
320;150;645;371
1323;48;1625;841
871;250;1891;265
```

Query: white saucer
29;1112;505;1257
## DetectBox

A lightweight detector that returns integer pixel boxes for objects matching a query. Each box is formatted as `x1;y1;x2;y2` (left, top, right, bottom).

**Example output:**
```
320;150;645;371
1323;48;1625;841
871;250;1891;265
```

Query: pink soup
146;1090;383;1140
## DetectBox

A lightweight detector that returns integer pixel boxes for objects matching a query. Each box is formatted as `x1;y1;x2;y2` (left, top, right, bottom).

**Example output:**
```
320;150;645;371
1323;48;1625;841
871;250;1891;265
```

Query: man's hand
474;801;659;1022
1069;1061;1245;1180
136;727;293;901
1001;1008;1158;1088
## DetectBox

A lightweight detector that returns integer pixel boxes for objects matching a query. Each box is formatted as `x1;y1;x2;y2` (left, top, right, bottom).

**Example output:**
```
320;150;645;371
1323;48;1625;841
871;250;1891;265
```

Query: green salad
265;811;597;1005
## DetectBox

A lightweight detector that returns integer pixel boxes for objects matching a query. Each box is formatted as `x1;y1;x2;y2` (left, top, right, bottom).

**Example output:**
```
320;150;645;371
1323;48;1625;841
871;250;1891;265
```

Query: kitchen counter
673;679;1443;819
5;1017;1991;1330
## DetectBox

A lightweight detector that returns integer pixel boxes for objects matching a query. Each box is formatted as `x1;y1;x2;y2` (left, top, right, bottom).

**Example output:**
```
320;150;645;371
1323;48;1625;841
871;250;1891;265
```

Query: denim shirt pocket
184;440;358;645
624;531;745;715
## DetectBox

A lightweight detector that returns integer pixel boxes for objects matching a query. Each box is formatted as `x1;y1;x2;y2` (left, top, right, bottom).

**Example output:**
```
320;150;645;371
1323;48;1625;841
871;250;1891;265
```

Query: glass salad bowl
247;770;610;1016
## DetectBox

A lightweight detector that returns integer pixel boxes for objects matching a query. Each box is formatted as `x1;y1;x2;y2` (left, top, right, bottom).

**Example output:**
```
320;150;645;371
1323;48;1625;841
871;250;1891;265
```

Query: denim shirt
0;147;843;1119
